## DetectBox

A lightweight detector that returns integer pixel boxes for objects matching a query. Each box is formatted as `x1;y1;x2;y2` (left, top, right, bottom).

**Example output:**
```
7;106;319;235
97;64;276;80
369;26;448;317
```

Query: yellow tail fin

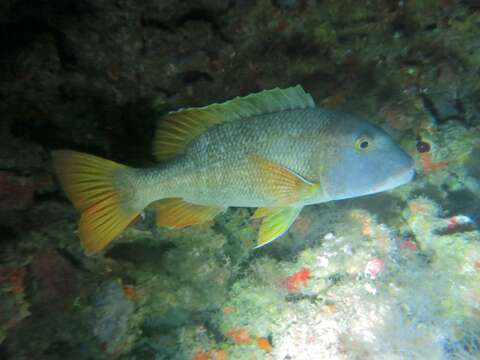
52;150;140;255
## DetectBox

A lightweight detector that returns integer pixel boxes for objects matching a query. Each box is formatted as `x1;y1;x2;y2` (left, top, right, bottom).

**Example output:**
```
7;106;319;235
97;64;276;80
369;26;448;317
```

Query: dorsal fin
153;85;315;160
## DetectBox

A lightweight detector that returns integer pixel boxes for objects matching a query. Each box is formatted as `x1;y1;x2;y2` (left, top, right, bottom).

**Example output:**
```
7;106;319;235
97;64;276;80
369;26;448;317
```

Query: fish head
321;112;415;200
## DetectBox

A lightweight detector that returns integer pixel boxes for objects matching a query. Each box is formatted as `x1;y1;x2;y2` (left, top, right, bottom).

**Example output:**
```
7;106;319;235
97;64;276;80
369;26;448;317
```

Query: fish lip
372;165;415;193
394;166;417;186
392;165;416;186
402;167;416;183
393;154;416;184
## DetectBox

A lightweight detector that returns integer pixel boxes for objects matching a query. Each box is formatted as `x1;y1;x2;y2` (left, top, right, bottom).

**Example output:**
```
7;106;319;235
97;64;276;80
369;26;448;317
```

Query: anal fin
254;206;303;248
156;198;225;228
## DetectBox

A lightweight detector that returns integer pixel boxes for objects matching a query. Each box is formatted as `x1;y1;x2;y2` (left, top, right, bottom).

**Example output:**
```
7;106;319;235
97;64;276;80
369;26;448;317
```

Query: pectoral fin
252;207;273;219
156;198;225;228
254;206;303;248
251;155;320;206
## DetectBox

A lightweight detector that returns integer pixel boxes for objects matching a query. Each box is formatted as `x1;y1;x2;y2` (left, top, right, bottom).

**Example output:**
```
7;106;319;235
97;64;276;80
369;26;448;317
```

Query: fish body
52;86;415;254
130;107;412;209
131;108;335;209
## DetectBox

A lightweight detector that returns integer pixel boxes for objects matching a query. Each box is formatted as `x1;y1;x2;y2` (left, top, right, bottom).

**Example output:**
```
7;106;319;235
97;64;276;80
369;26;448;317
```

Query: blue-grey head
320;109;415;201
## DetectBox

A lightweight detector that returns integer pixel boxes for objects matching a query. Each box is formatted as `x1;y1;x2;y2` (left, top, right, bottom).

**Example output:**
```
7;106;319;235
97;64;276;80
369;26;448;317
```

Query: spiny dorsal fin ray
153;85;315;160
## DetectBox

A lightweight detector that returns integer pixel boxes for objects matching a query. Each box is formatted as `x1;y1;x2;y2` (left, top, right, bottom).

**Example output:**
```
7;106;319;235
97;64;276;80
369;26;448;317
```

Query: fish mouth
381;167;416;191
373;165;416;194
399;167;416;184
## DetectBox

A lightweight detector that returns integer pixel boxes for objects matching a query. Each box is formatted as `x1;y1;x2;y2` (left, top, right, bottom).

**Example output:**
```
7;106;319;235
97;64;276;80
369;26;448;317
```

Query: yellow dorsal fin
155;198;225;228
254;206;303;248
251;156;320;206
153;85;315;160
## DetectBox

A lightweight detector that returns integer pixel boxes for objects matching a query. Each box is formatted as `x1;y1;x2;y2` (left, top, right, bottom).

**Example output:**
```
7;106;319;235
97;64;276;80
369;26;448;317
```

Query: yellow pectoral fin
251;155;320;206
156;198;225;228
255;206;303;248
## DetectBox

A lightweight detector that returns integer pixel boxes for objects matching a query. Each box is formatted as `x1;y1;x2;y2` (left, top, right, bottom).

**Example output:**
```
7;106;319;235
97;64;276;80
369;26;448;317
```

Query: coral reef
187;201;480;359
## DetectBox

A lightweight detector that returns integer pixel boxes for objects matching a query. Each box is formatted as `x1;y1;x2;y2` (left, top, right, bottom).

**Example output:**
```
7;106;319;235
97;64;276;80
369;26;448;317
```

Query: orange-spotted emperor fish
52;85;415;255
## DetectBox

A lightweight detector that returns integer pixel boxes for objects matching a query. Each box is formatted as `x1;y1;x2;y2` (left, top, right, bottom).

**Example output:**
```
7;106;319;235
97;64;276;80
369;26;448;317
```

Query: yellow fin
153;85;315;160
156;198;225;228
52;150;139;255
255;207;303;248
252;207;274;219
252;156;320;206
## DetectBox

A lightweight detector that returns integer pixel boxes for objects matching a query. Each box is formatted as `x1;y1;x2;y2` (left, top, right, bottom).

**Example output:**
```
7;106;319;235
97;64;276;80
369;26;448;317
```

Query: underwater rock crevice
180;70;214;85
0;0;95;60
48;27;78;69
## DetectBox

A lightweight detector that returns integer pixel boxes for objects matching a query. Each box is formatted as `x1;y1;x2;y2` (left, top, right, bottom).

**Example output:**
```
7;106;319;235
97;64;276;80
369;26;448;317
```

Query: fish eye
355;135;373;152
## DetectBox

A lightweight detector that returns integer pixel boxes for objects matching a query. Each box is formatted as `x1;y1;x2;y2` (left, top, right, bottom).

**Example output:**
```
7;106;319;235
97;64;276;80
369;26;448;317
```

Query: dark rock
0;171;34;211
0;264;30;344
29;251;79;313
93;281;139;356
0;126;47;172
271;0;307;11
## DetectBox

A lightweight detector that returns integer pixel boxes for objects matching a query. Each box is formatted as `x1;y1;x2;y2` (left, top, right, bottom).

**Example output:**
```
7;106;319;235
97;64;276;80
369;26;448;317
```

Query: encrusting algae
52;85;414;254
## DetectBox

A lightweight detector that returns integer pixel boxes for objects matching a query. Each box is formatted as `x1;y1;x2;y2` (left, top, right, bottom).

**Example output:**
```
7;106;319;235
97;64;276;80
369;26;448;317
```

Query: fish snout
371;156;416;193
395;156;416;186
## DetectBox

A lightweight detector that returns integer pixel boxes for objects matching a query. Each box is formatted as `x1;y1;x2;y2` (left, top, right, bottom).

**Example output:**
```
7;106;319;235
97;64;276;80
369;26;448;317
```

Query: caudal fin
52;150;140;255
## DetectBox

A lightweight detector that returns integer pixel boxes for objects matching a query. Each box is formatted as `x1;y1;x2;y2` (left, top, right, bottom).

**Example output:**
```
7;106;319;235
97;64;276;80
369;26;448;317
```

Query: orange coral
193;352;209;360
193;350;226;360
222;305;236;315
256;337;272;353
419;152;448;173
123;285;138;301
281;267;311;293
225;328;252;344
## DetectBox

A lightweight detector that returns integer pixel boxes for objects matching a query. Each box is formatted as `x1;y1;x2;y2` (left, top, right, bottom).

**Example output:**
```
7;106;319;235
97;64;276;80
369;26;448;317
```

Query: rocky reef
1;0;480;359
